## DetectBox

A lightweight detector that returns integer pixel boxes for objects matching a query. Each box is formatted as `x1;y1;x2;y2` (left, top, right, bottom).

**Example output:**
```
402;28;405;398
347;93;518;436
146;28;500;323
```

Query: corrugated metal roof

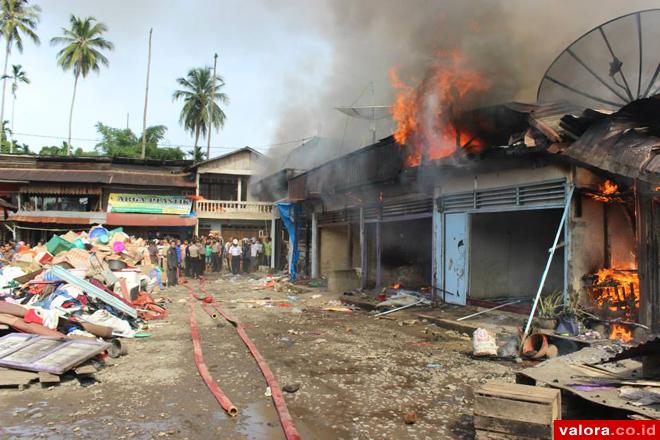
0;168;195;188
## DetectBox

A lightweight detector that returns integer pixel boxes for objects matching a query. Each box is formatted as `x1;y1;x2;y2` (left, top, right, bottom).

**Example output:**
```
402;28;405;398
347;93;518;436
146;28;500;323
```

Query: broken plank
474;415;552;438
0;367;38;387
38;371;61;384
474;395;556;425
475;429;537;440
477;382;560;404
74;364;98;375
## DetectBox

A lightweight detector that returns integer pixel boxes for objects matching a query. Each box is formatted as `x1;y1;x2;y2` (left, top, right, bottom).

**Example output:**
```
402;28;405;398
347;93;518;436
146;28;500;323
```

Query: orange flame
588;179;621;203
390;283;401;289
390;50;490;167
599;179;618;195
592;267;639;342
609;324;633;343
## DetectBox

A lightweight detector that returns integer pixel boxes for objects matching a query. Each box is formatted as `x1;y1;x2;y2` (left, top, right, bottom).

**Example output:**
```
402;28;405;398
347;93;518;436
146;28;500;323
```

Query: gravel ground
0;273;520;439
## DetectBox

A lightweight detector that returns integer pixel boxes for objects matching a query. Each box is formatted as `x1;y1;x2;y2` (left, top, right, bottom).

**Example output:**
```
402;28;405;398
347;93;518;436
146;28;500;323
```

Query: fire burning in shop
586;179;639;342
389;50;489;167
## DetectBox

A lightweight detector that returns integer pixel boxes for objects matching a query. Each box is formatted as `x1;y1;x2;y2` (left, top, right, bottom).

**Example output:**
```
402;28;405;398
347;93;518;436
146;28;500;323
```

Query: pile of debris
0;226;170;388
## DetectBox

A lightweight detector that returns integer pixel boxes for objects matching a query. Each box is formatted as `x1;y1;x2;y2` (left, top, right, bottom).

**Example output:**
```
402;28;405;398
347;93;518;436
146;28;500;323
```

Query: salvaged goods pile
0;226;170;388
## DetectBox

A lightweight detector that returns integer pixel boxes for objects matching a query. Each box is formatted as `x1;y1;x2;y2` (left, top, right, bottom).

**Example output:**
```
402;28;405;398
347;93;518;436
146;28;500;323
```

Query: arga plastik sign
107;193;192;215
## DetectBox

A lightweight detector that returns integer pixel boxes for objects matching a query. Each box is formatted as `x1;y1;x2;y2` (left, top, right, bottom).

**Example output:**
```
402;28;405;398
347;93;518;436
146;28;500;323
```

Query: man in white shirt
229;239;242;275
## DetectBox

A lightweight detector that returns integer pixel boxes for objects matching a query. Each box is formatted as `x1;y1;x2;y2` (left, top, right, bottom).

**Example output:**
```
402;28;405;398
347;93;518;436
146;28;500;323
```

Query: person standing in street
211;240;222;272
166;240;178;286
229;239;242;275
242;239;251;274
182;240;190;277
264;236;272;267
188;240;200;278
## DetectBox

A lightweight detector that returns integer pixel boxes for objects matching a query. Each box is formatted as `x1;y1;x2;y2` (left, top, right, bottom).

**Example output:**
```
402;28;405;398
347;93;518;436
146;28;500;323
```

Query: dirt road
0;274;519;439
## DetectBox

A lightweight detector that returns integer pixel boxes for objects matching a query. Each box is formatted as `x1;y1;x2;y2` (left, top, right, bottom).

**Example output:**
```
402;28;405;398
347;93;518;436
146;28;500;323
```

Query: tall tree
0;0;40;141
51;15;113;154
172;67;228;151
94;122;184;160
1;63;29;149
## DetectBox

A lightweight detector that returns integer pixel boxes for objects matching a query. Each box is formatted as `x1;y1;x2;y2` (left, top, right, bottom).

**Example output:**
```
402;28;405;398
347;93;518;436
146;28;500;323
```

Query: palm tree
1;63;29;149
188;145;206;163
173;67;228;150
51;15;113;154
0;0;40;140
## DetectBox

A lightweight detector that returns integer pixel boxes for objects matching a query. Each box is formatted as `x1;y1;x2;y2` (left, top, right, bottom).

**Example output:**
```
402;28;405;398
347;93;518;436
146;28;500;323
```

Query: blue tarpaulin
276;202;300;281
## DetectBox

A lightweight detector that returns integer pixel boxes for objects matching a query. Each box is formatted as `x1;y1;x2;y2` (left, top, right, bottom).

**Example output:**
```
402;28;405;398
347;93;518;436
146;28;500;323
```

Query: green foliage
50;15;113;79
0;139;30;153
173;67;228;146
94;122;185;160
0;0;41;53
39;142;95;156
1;63;29;97
187;145;206;162
538;290;564;318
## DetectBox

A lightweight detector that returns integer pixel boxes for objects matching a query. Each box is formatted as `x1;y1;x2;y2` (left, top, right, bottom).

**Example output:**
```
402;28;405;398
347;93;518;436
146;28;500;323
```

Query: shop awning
106;212;196;227
20;184;102;195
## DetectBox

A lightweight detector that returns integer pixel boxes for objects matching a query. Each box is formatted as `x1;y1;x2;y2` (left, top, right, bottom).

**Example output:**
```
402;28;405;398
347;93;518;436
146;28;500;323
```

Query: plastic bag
472;327;498;357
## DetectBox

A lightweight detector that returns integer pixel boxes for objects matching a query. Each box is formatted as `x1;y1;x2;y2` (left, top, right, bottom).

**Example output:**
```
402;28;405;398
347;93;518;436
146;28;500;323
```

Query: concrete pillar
194;173;200;236
375;221;382;288
270;207;276;268
311;212;319;279
359;207;367;290
237;178;243;201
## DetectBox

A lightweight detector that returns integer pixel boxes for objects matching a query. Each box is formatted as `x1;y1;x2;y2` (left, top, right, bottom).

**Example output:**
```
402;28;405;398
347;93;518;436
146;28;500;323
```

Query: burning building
252;9;660;340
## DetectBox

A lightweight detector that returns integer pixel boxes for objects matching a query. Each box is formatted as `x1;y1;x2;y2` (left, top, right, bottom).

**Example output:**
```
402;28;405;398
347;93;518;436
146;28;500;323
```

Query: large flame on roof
389;50;489;167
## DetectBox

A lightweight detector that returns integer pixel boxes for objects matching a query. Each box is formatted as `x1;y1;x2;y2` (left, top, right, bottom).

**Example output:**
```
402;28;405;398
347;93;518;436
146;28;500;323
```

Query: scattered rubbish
403;412;417;425
282;383;300;393
426;363;441;368
522;333;549;359
265;386;272;397
472;328;498;357
456;299;523;322
619;386;660;406
0;333;109;375
107;338;128;358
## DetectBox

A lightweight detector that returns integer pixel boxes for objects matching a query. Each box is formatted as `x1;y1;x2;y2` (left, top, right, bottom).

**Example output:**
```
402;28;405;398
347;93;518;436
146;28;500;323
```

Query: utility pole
207;53;218;161
141;28;153;159
126;112;129;129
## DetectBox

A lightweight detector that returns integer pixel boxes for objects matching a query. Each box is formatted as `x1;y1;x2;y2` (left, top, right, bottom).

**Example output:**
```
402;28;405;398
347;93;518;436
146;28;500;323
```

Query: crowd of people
0;234;274;291
145;235;273;286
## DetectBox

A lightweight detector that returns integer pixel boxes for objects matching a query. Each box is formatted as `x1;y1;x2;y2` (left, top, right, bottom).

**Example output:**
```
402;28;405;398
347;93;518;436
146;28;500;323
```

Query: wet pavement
0;273;520;439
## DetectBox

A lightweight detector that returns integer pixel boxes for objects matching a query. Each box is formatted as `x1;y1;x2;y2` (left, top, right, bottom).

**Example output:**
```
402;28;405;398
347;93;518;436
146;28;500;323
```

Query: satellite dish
336;82;391;144
538;9;660;110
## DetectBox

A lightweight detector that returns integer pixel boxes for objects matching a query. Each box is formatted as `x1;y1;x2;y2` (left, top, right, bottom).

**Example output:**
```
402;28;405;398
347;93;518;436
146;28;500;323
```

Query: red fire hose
184;279;238;417
197;278;301;440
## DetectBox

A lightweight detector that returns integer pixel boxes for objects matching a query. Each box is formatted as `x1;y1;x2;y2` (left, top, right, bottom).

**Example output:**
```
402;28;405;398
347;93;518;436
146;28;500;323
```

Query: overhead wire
11;131;314;153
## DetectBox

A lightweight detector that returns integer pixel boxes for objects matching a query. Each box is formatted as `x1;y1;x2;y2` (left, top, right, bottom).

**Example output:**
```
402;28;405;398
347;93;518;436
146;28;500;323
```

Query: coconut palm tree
173;67;228;150
187;145;206;163
1;63;29;149
0;0;40;140
50;15;113;154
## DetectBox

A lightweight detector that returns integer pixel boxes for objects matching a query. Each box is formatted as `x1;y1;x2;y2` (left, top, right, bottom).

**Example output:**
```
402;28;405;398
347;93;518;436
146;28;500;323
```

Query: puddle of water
235;401;283;440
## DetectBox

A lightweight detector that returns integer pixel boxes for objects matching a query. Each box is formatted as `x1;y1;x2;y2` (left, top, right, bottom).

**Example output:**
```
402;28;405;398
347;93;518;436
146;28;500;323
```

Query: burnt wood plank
474;415;552;438
474;395;555;425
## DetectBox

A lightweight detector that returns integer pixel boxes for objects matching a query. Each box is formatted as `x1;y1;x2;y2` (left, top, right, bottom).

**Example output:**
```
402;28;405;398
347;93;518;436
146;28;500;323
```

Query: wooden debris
74;364;98;376
0;367;38;388
474;382;560;440
38;371;61;384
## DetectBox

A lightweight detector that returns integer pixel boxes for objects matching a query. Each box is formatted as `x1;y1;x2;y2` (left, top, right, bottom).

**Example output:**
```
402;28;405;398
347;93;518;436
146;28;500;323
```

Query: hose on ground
197;277;301;440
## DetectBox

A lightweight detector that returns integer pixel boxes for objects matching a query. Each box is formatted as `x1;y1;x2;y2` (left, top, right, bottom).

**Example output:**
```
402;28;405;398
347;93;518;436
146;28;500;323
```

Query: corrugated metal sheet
0;168;195;188
20;184;101;195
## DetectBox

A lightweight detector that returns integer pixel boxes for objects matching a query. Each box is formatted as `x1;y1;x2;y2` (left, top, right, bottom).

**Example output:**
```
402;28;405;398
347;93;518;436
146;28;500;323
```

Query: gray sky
6;0;660;157
8;0;331;155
